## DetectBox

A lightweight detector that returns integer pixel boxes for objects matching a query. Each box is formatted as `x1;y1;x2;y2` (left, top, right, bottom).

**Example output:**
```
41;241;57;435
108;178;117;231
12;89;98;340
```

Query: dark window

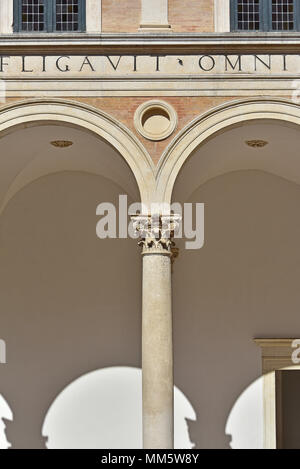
14;0;86;32
56;0;79;32
236;0;261;31
21;0;45;32
231;0;299;31
271;0;294;31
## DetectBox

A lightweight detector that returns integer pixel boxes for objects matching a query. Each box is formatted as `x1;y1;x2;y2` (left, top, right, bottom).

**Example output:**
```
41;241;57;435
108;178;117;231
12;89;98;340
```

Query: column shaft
132;214;180;449
142;251;173;449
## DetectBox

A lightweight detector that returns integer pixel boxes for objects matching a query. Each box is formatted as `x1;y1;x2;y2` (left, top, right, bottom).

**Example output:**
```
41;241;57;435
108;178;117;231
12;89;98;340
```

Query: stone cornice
1;32;300;53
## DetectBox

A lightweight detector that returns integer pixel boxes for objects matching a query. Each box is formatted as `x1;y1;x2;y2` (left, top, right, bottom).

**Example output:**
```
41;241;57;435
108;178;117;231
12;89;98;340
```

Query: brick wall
72;96;235;165
102;0;141;33
101;0;215;33
169;0;215;32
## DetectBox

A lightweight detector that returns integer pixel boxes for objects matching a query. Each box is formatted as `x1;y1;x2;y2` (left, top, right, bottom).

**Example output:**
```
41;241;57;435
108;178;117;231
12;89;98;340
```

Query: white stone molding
0;0;13;34
0;98;155;210
157;98;300;205
214;0;230;32
255;339;300;449
140;0;171;31
86;0;102;33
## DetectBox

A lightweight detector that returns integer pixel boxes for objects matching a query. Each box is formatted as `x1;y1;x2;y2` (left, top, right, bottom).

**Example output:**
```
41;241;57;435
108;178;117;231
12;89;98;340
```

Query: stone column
132;214;180;449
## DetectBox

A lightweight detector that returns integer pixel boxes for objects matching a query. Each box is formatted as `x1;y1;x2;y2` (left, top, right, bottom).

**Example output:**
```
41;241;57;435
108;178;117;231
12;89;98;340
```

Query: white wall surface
140;0;169;27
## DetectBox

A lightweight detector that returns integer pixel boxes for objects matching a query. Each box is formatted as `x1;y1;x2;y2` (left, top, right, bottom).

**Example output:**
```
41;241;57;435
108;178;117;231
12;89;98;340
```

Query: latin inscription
0;54;298;77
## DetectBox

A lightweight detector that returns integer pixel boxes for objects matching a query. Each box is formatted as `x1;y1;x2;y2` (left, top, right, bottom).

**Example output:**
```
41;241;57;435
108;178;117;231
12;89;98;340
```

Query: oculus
134;101;177;141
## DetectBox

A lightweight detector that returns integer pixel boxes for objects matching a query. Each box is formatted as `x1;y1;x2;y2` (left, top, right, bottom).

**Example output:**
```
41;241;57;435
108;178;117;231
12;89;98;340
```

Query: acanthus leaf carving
131;214;181;256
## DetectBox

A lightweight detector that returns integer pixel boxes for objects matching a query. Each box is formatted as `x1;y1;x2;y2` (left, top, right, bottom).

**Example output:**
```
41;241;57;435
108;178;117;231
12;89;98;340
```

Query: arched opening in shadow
171;120;300;448
42;367;196;449
0;122;142;448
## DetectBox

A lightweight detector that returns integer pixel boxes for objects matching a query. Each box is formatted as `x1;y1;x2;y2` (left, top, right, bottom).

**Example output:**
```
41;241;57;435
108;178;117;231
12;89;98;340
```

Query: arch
0;98;155;208
156;98;300;204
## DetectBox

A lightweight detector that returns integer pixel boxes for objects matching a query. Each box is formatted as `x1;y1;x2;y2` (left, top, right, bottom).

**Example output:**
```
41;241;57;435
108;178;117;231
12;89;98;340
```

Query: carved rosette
131;214;181;257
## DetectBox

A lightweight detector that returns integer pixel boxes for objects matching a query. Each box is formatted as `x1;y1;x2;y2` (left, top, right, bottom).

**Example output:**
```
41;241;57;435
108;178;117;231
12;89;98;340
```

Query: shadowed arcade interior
172;121;300;449
1;118;300;449
0;124;142;448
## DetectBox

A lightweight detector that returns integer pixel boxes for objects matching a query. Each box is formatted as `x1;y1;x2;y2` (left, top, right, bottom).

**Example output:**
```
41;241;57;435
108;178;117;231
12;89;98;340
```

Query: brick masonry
169;0;214;33
101;0;215;33
72;96;236;165
102;0;141;33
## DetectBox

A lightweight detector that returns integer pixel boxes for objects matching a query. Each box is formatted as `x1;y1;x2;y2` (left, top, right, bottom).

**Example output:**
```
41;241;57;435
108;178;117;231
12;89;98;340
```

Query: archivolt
0;98;155;208
156;98;300;204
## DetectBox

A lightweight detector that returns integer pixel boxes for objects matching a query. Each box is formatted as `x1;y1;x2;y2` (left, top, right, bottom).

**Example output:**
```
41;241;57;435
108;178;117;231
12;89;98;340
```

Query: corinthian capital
131;214;181;256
